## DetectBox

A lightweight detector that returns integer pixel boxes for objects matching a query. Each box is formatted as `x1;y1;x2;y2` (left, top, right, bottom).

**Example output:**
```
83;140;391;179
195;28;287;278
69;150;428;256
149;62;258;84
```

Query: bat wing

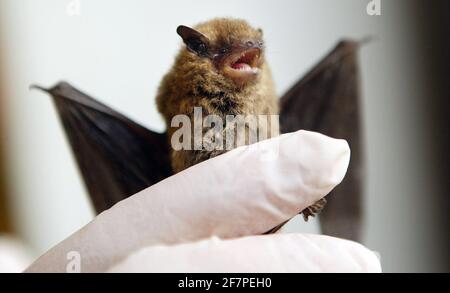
32;82;172;214
279;40;364;241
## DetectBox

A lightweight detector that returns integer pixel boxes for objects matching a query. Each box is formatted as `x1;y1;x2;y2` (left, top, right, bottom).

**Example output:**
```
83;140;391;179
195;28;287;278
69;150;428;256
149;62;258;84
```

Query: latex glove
25;130;381;273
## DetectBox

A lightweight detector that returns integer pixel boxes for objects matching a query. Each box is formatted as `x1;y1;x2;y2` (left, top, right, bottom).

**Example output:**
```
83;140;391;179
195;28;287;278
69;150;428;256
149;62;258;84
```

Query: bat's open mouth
229;48;260;73
223;48;261;82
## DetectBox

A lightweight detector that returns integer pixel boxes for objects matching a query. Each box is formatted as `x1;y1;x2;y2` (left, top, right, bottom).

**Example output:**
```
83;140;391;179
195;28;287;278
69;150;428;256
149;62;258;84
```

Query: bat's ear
176;25;210;57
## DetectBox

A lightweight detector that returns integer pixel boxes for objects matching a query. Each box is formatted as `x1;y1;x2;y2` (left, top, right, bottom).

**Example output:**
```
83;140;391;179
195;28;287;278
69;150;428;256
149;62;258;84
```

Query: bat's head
176;18;265;87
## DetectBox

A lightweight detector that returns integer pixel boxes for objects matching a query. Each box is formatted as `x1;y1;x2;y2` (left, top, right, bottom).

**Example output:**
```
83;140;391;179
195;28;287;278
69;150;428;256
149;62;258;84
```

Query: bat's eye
220;47;229;54
187;38;208;56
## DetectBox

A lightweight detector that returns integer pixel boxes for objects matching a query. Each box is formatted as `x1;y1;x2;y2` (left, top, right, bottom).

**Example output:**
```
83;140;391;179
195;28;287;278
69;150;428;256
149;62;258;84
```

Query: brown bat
32;18;364;240
157;19;278;173
157;18;326;223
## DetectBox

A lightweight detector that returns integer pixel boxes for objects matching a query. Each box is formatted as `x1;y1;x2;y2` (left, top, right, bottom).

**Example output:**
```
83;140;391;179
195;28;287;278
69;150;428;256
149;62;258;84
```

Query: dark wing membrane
279;40;364;241
32;82;172;214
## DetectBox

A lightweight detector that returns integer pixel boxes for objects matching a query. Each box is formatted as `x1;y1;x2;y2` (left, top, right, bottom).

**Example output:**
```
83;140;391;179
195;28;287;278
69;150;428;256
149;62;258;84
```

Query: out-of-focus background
0;0;447;272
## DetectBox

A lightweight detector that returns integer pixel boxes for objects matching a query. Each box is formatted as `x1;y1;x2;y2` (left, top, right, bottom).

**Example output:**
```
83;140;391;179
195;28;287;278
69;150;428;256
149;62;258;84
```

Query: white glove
25;130;381;273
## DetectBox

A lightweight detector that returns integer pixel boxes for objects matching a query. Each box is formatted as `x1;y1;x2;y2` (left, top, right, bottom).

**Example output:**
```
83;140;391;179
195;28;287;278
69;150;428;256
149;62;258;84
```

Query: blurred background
0;0;447;272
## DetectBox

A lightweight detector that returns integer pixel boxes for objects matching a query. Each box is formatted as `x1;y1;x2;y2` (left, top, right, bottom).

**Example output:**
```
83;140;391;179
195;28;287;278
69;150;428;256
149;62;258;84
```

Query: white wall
0;0;443;272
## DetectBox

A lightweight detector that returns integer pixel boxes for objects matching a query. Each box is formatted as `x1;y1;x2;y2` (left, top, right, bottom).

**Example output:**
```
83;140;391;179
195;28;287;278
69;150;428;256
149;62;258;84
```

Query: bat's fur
157;18;325;221
157;18;278;172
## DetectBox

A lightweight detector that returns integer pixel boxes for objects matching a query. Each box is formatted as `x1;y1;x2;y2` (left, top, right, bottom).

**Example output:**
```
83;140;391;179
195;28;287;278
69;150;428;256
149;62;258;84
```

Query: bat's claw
29;84;50;93
301;197;327;221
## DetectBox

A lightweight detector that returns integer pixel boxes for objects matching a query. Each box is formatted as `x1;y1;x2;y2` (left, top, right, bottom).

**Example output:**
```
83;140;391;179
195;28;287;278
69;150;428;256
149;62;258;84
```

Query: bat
31;19;364;241
157;19;279;173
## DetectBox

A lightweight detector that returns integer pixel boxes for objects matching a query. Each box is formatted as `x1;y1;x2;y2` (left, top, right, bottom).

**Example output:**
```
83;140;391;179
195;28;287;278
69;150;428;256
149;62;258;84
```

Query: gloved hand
25;130;381;273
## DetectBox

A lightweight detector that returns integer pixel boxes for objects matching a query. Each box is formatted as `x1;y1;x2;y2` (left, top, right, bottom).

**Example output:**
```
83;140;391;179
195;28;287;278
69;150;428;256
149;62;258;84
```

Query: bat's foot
301;198;327;221
263;197;327;234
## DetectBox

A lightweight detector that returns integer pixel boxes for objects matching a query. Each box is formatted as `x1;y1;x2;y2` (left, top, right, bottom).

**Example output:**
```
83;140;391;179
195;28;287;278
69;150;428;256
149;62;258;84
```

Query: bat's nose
244;39;262;50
